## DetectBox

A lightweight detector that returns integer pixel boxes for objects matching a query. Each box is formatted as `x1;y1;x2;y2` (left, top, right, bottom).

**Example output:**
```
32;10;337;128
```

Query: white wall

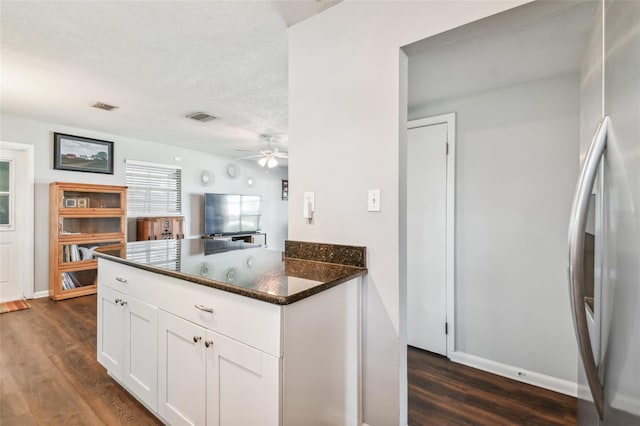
409;73;580;384
0;114;288;294
287;1;531;424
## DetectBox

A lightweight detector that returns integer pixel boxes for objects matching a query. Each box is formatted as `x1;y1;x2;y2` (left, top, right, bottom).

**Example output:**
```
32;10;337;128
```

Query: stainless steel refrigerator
569;0;639;424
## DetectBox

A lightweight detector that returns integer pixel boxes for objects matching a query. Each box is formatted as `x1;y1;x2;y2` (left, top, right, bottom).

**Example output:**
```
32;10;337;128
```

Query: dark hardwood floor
0;295;160;425
408;346;577;425
1;296;577;425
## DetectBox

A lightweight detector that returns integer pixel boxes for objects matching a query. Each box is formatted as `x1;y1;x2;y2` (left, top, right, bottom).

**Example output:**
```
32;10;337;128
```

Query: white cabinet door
97;286;126;378
158;310;207;426
206;330;279;426
98;285;158;411
123;296;158;412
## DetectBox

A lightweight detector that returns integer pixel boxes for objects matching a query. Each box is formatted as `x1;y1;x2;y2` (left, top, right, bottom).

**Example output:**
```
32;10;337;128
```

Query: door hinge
445;142;449;155
445;322;449;335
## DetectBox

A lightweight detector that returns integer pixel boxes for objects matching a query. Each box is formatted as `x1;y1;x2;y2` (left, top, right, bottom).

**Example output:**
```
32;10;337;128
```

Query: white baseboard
611;393;640;417
449;351;577;397
31;290;49;299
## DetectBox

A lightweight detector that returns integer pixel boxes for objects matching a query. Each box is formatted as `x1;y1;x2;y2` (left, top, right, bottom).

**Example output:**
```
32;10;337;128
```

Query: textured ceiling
0;1;340;158
406;0;597;109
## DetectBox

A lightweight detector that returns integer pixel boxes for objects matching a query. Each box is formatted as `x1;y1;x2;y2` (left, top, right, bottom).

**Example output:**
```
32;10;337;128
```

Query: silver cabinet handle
194;304;214;314
568;115;608;421
193;336;202;343
115;277;128;283
205;340;213;348
115;298;121;304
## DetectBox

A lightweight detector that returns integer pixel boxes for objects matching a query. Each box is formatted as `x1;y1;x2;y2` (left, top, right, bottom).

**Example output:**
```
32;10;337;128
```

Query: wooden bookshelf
49;182;127;300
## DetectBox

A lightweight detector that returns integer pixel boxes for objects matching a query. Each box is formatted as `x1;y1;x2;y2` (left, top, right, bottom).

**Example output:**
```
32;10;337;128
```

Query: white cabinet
158;310;207;426
206;327;279;426
122;294;158;412
157;310;279;426
98;285;125;374
97;285;158;411
98;257;361;426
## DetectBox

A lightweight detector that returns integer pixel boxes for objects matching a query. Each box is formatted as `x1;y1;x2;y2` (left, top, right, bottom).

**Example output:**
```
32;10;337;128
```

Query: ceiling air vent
91;102;119;111
187;112;217;123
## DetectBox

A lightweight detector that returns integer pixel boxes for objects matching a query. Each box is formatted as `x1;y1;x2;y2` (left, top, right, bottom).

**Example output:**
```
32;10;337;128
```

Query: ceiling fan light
258;157;268;167
267;157;278;168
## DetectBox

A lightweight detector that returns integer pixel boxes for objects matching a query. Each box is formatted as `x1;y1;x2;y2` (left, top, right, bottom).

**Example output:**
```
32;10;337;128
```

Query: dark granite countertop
95;238;366;305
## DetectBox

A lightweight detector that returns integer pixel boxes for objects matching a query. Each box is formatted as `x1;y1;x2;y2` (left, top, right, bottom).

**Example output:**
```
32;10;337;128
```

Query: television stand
204;232;266;247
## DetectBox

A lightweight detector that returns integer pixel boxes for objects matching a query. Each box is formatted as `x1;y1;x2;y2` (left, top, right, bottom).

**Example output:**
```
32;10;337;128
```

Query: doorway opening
401;0;599;423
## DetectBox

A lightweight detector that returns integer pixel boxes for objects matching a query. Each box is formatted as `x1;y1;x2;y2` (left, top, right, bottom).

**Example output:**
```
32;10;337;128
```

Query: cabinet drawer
98;258;282;357
98;259;156;299
161;282;282;357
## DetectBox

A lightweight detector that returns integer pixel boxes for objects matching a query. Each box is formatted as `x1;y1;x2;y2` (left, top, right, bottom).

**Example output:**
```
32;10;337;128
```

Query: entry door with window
0;148;29;302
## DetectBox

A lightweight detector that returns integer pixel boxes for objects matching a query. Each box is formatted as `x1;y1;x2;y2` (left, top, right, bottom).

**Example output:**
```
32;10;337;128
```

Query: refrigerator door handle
568;115;609;421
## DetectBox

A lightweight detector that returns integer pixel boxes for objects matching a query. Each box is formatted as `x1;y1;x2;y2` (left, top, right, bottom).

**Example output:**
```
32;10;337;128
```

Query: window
126;239;181;271
125;160;182;217
0;159;14;229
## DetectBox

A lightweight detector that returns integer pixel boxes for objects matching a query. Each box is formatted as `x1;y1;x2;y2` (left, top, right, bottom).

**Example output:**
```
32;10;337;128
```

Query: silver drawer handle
115;277;128;283
194;304;214;314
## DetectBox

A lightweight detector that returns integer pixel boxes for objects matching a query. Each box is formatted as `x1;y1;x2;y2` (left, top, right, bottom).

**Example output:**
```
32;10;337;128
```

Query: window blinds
125;160;182;217
126;239;181;271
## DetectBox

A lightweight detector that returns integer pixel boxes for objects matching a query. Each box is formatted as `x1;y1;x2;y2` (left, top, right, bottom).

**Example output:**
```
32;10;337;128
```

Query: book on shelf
61;272;83;290
70;244;79;262
61;273;74;290
63;244;93;262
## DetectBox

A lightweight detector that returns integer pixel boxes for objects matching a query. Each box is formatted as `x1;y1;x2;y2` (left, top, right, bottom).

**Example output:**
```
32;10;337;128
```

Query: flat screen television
204;193;262;236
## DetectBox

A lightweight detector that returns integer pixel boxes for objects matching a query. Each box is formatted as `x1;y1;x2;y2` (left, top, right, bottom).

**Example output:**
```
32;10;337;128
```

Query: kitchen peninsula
95;238;366;426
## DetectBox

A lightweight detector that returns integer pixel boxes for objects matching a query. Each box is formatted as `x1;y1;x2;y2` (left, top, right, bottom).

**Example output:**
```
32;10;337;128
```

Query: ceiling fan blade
235;149;257;153
273;152;288;158
235;154;263;161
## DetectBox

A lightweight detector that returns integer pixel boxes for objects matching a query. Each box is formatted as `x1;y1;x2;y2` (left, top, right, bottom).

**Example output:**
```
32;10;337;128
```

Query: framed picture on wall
53;133;114;174
282;179;288;200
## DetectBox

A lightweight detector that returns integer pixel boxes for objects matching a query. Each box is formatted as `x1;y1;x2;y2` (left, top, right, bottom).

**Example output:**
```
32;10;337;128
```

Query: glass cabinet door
59;217;122;236
61;189;122;210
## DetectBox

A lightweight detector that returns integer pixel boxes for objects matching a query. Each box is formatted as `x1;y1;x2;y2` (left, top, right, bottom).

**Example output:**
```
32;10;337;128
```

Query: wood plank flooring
408;346;577;425
0;295;160;425
1;296;578;425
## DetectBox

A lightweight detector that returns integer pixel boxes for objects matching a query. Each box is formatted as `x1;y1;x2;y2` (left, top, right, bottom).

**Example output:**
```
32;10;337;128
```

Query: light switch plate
303;192;315;219
368;189;381;212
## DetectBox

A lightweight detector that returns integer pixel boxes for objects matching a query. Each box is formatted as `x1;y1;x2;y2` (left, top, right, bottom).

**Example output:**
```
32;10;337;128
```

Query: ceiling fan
235;135;288;169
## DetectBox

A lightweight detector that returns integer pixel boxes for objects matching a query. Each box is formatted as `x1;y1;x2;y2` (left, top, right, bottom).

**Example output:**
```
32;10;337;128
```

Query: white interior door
0;147;30;302
407;122;448;355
